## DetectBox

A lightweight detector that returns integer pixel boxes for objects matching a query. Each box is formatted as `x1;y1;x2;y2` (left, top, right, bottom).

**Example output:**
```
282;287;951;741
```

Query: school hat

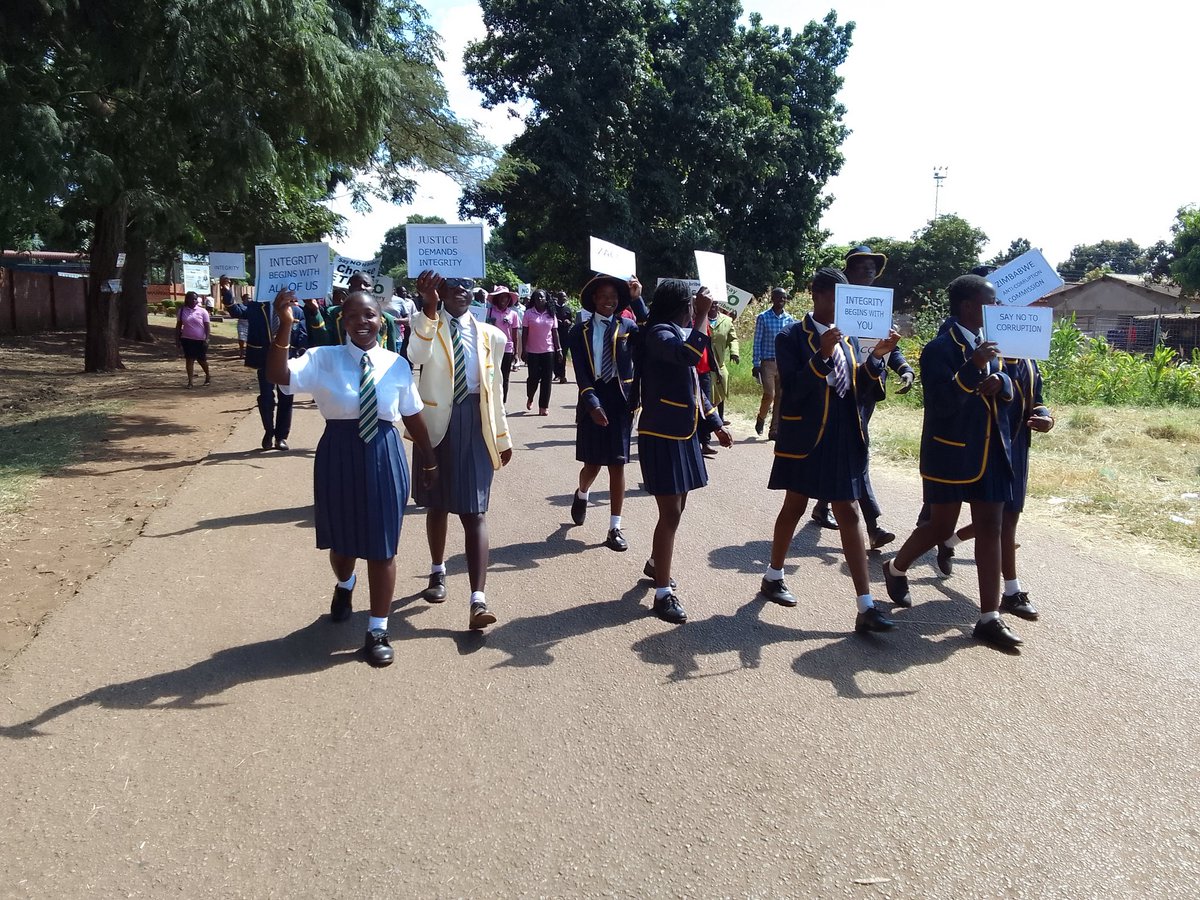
579;274;632;313
487;284;518;303
844;245;888;278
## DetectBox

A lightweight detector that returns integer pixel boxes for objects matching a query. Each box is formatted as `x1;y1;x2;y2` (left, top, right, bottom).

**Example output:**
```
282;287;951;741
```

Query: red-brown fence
0;267;88;335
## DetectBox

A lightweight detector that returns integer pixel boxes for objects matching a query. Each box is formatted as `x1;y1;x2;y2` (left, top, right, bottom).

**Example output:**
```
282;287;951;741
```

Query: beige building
1042;274;1189;336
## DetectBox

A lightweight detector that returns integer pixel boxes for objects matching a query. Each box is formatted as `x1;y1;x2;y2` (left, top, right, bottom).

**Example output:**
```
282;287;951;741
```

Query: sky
327;0;1200;270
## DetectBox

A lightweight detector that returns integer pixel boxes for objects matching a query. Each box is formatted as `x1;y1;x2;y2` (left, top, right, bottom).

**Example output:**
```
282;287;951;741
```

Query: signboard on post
834;283;894;340
209;252;247;280
989;249;1063;307
694;251;727;301
254;242;332;303
332;255;380;289
983;305;1053;360
406;223;486;278
181;254;211;295
589;237;637;279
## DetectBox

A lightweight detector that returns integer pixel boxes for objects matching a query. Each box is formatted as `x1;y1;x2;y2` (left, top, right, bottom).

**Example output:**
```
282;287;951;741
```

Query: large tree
0;0;485;369
1056;239;1146;279
1169;205;1200;296
462;1;853;293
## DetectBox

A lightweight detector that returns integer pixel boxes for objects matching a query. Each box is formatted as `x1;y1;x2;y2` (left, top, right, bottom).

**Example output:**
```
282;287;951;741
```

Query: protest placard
982;305;1053;360
209;252;247;280
370;275;395;307
469;300;489;323
406;224;486;278
589;237;637;279
254;242;332;303
181;253;211;295
834;284;894;340
656;278;703;295
332;254;380;289
518;283;532;299
725;285;753;315
694;251;727;301
989;249;1063;307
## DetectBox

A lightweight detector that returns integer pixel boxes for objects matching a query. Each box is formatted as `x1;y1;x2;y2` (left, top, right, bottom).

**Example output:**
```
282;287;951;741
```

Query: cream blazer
406;310;513;469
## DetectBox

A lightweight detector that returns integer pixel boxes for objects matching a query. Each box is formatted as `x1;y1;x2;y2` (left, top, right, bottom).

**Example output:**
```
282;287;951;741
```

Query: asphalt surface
2;379;1198;898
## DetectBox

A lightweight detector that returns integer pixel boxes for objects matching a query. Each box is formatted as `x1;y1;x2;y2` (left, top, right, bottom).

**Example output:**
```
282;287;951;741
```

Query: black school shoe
469;601;497;630
974;616;1023;650
570;493;587;526
605;528;628;551
855;606;896;633
936;543;955;577
1001;591;1039;621
260;432;273;450
759;577;798;607
642;560;676;590
275;438;289;451
882;561;913;608
422;572;447;603
364;629;394;667
811;507;838;530
330;585;353;622
652;591;687;624
868;525;896;550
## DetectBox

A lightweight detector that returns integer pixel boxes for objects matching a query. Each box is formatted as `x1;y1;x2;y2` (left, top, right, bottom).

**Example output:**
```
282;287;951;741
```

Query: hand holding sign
871;327;902;358
819;326;844;358
834;284;894;339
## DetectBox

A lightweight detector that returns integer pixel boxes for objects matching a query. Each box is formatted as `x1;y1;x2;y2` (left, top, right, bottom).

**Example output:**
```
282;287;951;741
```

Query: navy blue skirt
1007;435;1029;513
923;430;1014;505
411;397;494;514
638;433;708;496
576;379;633;465
314;419;409;561
768;400;866;501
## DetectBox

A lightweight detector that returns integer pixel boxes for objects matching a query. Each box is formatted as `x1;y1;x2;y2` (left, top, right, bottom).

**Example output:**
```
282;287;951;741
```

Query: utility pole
933;166;948;219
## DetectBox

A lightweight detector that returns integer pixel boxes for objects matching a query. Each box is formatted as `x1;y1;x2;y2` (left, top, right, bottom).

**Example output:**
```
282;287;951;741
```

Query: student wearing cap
485;285;523;402
410;272;514;631
637;279;733;624
810;245;913;547
752;288;796;440
881;274;1023;651
760;268;900;633
566;275;648;551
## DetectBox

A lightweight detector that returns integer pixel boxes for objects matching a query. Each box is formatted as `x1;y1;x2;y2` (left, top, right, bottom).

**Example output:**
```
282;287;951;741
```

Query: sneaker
652;591;687;624
1000;591;1039;621
422;572;447;603
936;543;955;577
974;616;1023;650
469;601;497;630
882;560;912;608
330;584;353;622
364;629;394;667
759;577;798;607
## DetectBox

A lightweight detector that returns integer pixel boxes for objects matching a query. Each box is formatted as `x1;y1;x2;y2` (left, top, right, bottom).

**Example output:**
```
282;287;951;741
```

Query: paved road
2;383;1198;898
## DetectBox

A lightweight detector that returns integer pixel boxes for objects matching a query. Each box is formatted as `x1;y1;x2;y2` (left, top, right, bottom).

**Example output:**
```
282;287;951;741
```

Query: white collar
956;322;982;347
343;337;378;363
810;315;834;335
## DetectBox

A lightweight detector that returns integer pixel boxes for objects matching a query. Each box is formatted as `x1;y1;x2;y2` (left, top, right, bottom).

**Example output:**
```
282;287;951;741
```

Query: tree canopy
1169;205;1200;296
462;0;854;293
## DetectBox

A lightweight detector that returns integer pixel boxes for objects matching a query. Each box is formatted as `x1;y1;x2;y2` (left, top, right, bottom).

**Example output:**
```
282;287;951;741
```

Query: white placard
725;284;753;314
209;251;247;280
694;251;727;301
983;305;1053;360
370;275;395;307
406;224;486;278
254;242;332;303
989;249;1063;307
332;254;380;289
469;301;488;323
116;253;126;268
517;283;532;299
181;253;211;295
589;237;637;279
834;283;894;340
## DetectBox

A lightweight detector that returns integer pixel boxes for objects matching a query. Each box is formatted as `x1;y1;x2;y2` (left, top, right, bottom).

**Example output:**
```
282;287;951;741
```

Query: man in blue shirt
752;288;796;439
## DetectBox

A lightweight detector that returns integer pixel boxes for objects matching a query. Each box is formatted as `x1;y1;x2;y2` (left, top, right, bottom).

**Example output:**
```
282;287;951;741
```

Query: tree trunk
119;222;153;342
84;197;128;372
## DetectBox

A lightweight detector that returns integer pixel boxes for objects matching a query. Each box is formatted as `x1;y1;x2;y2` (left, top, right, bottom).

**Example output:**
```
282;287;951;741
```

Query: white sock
336;573;356;591
654;586;673;600
856;594;875;613
1004;578;1022;595
886;559;906;576
945;534;963;548
430;562;446;575
765;566;784;582
979;610;999;624
610;514;622;530
470;590;486;606
576;489;589;501
368;615;388;632
646;558;654;568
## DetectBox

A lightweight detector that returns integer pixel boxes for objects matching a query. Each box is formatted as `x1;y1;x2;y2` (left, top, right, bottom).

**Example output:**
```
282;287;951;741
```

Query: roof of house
1043;273;1183;304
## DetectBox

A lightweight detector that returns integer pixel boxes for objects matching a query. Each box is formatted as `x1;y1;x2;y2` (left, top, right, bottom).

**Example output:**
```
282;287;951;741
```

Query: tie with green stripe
450;318;468;404
359;353;378;443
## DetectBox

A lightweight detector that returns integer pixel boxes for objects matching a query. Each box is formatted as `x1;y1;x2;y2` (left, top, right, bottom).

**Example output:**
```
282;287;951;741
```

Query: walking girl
521;288;562;415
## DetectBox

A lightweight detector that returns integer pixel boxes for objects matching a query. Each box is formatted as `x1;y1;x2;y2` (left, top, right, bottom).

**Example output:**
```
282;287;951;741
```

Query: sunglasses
443;277;476;291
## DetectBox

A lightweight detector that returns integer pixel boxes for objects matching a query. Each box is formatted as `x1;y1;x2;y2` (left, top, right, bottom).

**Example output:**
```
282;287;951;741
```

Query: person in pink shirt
521;288;562;415
486;286;523;403
175;291;212;387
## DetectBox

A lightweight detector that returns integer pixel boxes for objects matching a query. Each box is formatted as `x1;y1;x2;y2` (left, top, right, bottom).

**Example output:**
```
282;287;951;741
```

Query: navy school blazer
1003;357;1051;451
773;314;885;460
636;323;723;440
919;319;1014;485
225;299;308;369
567;315;639;416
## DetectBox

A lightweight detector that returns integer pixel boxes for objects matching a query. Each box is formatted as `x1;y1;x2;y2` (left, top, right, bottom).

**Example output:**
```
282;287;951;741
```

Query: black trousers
526;352;555;409
698;370;716;445
554;347;568;381
256;367;293;439
500;351;515;403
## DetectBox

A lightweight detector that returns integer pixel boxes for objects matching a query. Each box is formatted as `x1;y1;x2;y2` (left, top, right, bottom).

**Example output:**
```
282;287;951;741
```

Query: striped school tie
450;318;468;404
359;353;378;443
600;318;615;381
832;342;850;398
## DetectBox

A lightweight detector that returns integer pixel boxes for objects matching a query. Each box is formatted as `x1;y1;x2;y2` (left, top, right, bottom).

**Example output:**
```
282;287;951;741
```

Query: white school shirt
809;318;850;389
591;314;616;379
450;311;482;393
282;341;423;421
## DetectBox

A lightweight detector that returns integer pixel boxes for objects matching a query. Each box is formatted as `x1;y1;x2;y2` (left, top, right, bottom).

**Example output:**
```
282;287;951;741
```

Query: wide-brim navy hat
580;274;632;313
844;245;888;278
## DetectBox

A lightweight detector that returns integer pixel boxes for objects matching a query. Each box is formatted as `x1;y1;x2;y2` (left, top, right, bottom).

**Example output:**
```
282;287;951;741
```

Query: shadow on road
0;617;360;739
148;504;314;537
708;531;846;578
441;523;597;573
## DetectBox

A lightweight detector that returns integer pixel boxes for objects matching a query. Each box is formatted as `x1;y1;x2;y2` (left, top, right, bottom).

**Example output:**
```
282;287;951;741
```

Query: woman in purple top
486;286;523;403
521;288;562;416
175;291;212;387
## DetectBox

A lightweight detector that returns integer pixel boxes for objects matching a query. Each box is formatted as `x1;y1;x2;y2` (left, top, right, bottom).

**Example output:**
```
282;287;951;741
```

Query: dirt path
0;323;259;666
